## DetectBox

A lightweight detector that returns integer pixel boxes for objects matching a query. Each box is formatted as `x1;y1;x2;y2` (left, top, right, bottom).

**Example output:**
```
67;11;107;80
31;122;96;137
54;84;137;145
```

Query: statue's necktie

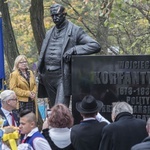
10;113;15;126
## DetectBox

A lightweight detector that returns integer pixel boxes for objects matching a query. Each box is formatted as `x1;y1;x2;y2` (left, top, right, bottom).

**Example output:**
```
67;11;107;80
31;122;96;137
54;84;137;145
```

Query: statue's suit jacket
38;21;101;98
0;108;20;127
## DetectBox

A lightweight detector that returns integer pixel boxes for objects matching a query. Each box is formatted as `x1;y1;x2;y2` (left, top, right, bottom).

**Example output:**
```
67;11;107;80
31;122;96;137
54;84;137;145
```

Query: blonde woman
9;55;37;113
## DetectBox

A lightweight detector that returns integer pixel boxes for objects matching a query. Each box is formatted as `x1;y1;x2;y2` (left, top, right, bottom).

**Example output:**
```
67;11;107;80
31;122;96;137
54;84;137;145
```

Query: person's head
0;90;17;111
111;102;133;122
13;55;29;71
50;3;67;27
146;118;150;136
19;109;37;135
76;95;103;118
48;103;73;128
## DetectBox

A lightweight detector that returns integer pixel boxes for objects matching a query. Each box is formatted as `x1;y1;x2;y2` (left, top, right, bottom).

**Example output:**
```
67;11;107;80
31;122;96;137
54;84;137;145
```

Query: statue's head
50;4;67;27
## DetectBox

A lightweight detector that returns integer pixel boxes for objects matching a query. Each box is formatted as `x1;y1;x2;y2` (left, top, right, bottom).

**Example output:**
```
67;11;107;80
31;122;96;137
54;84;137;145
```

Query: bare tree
30;0;46;54
61;0;115;54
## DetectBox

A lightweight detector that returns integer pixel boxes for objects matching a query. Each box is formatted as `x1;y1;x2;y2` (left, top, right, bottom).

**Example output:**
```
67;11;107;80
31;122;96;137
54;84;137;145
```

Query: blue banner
0;17;5;90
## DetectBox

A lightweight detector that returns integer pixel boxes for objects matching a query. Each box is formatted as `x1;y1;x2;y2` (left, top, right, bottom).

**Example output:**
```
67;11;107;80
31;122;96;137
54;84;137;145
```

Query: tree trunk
0;0;19;71
30;0;46;54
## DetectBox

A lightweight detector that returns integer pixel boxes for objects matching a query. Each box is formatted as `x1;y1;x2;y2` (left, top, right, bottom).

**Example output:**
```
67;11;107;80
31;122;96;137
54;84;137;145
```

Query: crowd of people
0;2;149;150
0;90;149;150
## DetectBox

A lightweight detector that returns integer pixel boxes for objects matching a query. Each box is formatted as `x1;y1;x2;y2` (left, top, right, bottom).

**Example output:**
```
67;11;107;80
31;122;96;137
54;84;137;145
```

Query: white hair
0;90;16;102
112;101;133;117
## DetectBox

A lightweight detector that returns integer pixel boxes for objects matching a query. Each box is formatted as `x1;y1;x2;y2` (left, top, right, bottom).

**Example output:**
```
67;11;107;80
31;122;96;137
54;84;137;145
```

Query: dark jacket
99;112;148;150
131;136;150;150
38;21;100;98
71;120;108;150
0;108;20;127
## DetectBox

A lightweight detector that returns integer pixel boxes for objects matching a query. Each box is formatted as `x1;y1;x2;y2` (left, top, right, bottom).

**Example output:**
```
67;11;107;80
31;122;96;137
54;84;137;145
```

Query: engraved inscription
94;60;150;120
93;71;150;85
72;56;150;122
118;61;150;69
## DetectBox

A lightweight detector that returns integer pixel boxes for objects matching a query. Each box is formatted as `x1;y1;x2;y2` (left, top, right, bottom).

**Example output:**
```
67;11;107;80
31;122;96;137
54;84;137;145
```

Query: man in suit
99;102;148;150
38;3;101;107
0;90;19;127
71;95;108;150
131;118;150;150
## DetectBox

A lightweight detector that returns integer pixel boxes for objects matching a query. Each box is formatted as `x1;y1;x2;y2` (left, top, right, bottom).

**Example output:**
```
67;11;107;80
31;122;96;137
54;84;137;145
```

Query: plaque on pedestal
72;55;150;124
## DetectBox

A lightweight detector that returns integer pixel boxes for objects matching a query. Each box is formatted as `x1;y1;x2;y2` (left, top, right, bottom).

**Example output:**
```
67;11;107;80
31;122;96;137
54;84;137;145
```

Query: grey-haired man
0;90;19;127
99;102;148;150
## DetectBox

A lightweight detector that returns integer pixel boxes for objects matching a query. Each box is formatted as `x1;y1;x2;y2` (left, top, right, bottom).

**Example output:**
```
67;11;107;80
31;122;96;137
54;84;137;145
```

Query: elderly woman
42;104;74;150
9;55;37;113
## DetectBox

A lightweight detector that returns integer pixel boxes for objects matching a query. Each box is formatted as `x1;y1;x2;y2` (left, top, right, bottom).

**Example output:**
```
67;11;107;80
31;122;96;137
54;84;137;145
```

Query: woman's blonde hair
13;55;29;71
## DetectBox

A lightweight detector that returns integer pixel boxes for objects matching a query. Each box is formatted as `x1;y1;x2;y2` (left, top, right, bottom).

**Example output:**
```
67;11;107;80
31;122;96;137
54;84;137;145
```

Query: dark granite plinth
72;55;150;124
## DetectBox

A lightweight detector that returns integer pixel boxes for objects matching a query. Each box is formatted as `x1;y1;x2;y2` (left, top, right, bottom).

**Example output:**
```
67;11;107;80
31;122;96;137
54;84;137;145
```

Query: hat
76;95;103;113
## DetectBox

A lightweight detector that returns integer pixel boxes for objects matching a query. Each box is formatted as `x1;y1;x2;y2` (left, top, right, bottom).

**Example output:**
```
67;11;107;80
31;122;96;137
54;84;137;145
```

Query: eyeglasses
19;61;27;64
9;99;18;102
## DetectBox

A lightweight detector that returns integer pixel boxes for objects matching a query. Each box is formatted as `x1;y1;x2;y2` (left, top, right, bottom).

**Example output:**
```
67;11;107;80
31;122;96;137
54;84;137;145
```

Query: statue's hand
63;48;76;63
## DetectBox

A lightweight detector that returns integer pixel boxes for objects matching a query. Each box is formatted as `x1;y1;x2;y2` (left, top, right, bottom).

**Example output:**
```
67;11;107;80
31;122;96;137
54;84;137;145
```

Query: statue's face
50;6;66;26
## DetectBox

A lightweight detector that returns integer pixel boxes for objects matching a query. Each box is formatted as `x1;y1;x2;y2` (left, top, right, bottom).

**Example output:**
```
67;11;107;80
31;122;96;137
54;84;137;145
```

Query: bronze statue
37;3;101;107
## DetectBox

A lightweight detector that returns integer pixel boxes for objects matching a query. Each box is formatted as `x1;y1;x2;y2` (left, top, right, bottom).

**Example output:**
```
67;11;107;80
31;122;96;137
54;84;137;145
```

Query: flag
0;17;5;90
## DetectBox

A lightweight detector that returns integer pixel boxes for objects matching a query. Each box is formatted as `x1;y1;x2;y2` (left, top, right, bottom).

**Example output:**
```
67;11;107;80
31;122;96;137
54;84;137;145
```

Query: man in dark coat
37;3;101;107
71;95;108;150
0;90;19;127
131;118;150;150
99;102;148;150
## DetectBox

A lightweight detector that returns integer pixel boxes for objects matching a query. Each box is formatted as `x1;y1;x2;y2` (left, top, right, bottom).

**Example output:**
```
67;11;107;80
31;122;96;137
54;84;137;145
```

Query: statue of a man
38;3;101;107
